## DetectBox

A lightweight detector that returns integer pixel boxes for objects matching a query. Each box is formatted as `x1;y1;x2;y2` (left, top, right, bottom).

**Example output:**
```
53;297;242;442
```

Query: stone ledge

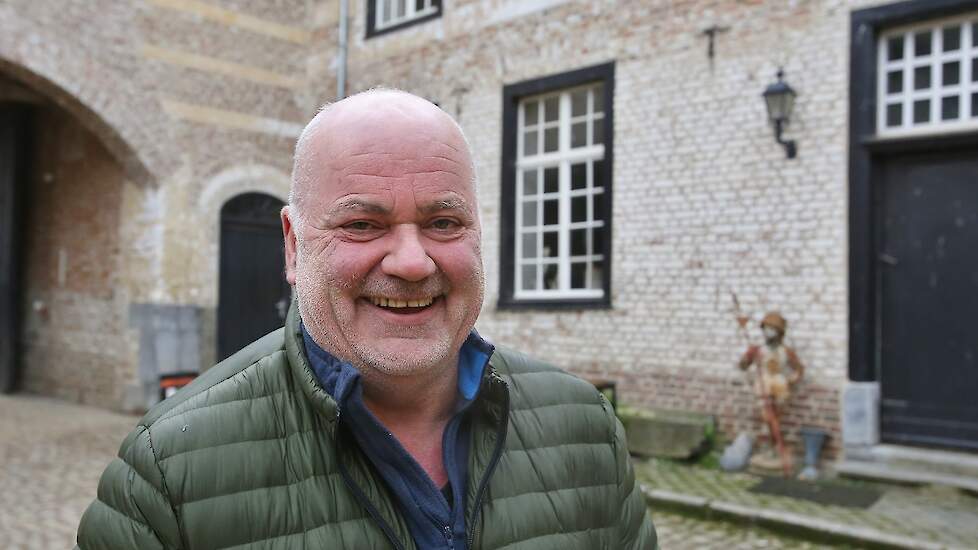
641;484;964;550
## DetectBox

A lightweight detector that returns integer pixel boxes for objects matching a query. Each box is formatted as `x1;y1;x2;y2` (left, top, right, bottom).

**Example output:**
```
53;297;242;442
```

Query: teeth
370;296;436;308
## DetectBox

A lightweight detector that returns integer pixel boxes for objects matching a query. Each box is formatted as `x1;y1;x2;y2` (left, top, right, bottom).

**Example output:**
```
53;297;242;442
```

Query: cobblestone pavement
0;394;139;549
2;394;842;549
652;510;838;549
636;457;978;549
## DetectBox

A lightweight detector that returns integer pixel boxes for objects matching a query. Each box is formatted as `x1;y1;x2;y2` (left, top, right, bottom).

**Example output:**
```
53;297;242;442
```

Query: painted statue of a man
737;312;805;475
738;312;805;404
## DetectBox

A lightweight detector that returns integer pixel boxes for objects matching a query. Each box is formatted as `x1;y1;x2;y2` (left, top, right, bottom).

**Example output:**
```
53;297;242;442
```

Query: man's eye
430;218;459;230
345;221;375;231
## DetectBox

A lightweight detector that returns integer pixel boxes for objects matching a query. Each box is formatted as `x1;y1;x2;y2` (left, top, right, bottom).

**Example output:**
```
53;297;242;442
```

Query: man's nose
381;224;437;281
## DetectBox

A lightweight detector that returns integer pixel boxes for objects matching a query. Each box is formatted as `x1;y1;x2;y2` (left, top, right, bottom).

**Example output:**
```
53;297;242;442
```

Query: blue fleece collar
300;326;494;410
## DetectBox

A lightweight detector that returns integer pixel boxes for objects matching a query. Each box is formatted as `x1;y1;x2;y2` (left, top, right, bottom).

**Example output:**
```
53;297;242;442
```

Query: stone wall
1;0;331;407
18;105;134;407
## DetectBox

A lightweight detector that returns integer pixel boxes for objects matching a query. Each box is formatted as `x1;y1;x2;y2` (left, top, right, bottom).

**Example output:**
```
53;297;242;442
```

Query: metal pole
337;0;349;100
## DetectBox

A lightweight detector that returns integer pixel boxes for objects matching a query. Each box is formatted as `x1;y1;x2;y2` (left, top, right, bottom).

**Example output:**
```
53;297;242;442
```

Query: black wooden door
217;193;289;361
0;105;31;393
879;150;978;450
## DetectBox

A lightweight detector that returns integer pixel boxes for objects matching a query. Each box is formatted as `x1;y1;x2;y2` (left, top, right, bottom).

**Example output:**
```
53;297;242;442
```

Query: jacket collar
283;295;503;432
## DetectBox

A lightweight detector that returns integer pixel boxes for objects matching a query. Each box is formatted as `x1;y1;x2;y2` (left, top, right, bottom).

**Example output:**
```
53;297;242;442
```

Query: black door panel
879;151;978;450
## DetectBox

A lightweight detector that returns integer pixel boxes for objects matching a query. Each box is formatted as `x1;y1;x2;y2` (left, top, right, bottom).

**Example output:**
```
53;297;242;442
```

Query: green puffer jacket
76;303;657;549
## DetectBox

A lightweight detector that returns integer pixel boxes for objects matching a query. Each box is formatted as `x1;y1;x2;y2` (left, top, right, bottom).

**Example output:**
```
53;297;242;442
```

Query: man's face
283;102;484;379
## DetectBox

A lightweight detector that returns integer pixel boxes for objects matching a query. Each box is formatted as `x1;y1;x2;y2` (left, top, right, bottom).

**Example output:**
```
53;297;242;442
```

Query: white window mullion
557;93;572;291
965;22;974;118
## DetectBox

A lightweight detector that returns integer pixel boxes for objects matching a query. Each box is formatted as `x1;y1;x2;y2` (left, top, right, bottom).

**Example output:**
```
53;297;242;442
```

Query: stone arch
0;8;163;186
195;164;291;366
199;164;290;287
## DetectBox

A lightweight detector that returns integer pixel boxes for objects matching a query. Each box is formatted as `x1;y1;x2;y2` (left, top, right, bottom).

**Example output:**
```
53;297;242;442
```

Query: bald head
289;88;476;222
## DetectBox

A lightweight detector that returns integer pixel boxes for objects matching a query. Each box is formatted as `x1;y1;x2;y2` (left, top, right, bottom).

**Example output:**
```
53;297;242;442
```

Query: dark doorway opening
217;193;289;362
0;104;32;393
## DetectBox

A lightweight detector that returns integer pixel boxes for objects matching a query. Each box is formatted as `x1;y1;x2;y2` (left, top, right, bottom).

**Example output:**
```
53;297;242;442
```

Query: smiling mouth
366;295;440;314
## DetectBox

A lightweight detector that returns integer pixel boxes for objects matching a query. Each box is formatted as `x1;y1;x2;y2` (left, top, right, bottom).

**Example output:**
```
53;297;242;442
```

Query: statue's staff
731;292;791;477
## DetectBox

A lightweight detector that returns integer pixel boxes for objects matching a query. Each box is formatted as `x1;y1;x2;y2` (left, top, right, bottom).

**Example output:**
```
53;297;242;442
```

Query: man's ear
281;205;298;285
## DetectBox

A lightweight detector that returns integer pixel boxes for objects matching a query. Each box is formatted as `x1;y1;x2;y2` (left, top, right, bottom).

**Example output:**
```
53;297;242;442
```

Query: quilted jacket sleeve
75;425;182;550
608;401;659;550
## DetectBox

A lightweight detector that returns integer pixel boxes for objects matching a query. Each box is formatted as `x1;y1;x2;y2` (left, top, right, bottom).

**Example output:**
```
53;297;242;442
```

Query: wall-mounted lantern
762;68;797;159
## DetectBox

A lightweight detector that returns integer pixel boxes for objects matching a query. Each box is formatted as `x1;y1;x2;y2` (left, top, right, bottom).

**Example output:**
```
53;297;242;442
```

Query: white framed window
369;0;440;36
878;13;978;136
514;84;607;300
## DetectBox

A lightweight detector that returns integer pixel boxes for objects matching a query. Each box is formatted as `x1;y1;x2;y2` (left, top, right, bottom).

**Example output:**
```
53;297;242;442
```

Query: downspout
337;0;349;100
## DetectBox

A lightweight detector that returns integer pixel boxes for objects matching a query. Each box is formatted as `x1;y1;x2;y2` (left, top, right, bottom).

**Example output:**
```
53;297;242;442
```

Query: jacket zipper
466;381;510;550
335;422;408;550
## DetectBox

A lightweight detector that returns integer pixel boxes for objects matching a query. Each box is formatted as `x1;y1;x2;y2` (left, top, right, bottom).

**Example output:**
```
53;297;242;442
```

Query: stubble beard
293;245;485;380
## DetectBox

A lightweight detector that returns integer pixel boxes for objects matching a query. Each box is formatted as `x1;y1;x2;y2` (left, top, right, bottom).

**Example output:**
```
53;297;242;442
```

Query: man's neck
359;358;459;429
359;359;460;487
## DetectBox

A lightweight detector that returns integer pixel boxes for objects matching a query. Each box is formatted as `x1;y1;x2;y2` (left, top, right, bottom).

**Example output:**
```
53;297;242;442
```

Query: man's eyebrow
328;198;391;217
420;197;471;216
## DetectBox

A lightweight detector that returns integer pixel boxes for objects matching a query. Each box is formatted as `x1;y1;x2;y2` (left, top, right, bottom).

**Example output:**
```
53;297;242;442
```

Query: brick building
2;0;976;465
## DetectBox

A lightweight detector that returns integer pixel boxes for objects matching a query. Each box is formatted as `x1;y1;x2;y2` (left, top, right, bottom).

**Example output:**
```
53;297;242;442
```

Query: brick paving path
1;394;843;549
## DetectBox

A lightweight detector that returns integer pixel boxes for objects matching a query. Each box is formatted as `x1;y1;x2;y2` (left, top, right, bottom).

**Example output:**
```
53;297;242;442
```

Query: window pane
973;93;978;117
571;195;587;223
914;66;931;90
521;233;537;258
943;25;961;51
523;130;538;156
542;232;558;257
942;95;960;120
571;163;587;190
544;97;559;122
521;265;536;291
592;226;605;255
887;36;904;61
543;199;558;225
571;90;588;117
571;262;586;289
543;264;558;289
887;71;903;94
523;169;538;195
543;167;558;193
593;159;606;189
592;84;604;114
913;99;930;123
589;262;603;289
914;31;932;56
592;117;604;145
973;58;978;82
415;0;425;11
570;229;587;256
571;122;587;148
593;192;606;219
943;61;960;86
524;101;539;125
544;127;559;153
886;103;902;127
521;201;537;227
396;0;406;18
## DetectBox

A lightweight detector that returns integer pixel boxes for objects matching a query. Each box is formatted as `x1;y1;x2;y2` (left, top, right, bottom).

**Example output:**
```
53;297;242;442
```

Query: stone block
842;382;880;448
618;405;716;459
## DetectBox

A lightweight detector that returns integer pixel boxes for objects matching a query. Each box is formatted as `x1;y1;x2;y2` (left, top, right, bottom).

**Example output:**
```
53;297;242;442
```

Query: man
75;89;656;549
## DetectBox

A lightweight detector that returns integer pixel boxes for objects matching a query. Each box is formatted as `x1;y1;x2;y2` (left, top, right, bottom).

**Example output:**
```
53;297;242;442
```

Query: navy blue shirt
302;326;493;550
